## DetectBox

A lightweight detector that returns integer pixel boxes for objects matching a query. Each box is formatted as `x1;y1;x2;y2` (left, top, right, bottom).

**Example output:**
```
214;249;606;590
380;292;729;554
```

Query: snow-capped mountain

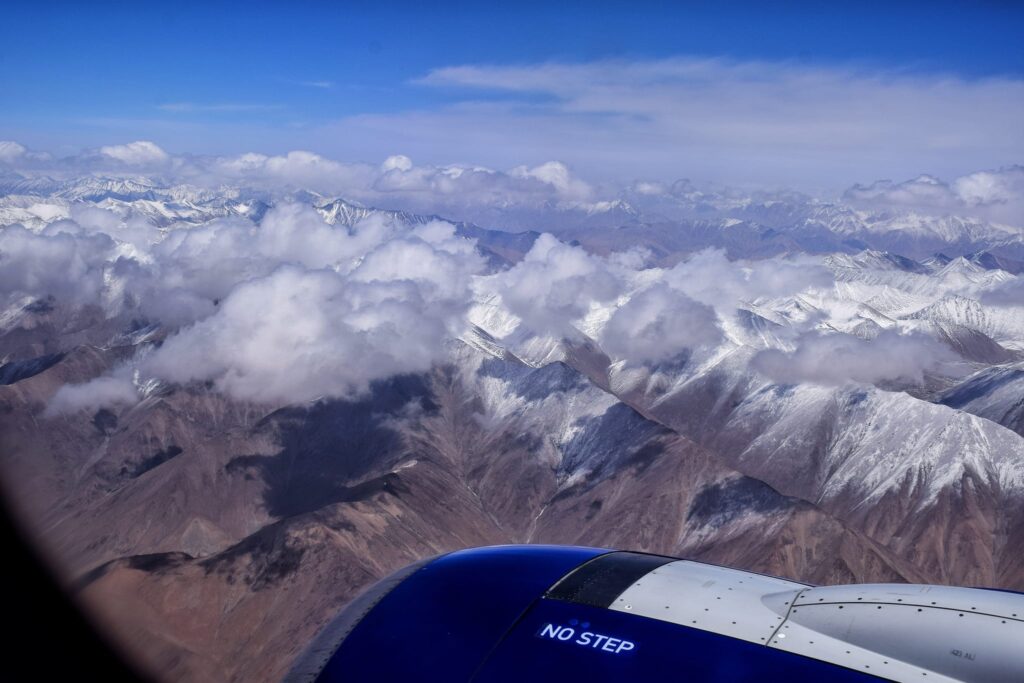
940;363;1024;437
4;173;1022;260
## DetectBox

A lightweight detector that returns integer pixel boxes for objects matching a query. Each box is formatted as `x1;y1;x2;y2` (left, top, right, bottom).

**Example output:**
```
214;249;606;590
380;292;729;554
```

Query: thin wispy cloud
158;102;285;113
356;57;1024;189
4;137;1022;226
296;80;335;89
18;58;1019;192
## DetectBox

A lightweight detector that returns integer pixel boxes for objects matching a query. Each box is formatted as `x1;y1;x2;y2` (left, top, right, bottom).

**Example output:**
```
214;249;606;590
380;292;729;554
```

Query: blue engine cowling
285;545;1024;683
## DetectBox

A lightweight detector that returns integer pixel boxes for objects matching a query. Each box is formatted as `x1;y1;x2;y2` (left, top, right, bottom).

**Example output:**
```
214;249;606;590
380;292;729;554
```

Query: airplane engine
285;545;1024;682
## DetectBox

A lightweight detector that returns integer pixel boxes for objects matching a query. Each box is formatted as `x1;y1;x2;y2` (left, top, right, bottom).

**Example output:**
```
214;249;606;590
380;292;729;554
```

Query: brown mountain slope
0;339;917;682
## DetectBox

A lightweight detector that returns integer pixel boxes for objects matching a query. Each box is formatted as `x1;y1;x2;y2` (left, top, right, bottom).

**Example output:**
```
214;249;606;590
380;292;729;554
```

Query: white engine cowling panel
610;560;804;645
607;560;1024;682
776;584;1024;683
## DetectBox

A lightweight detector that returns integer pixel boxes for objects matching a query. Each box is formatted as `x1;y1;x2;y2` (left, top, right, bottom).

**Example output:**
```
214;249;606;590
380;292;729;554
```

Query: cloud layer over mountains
35;208;485;408
0;140;598;215
3;140;1024;227
0;204;1009;413
844;166;1024;225
751;329;958;386
1;145;1021;411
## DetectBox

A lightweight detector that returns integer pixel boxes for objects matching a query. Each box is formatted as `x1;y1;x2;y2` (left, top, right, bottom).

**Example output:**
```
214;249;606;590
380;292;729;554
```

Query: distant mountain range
2;171;1024;264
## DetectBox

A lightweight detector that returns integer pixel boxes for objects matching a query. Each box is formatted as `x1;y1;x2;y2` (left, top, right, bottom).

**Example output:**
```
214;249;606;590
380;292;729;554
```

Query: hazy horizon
3;3;1024;191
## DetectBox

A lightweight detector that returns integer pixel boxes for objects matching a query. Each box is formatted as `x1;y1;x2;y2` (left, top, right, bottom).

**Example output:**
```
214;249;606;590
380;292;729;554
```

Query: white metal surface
793;583;1023;620
769;604;962;682
777;585;1024;683
608;560;805;644
605;559;1024;682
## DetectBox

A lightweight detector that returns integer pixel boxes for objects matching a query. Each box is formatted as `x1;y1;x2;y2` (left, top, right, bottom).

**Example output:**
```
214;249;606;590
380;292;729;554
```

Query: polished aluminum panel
608;559;805;644
775;585;1024;682
607;559;1024;682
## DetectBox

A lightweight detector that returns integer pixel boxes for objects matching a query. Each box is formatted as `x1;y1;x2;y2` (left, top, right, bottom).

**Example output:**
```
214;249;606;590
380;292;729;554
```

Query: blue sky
1;1;1022;189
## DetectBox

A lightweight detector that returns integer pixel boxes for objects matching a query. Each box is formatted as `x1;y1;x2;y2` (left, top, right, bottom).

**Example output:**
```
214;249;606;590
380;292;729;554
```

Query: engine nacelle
286;545;1024;682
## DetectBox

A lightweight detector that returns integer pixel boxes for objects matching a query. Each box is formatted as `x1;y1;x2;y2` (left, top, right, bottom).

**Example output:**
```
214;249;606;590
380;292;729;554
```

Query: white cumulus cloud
600;282;722;362
0;141;27;164
0;224;115;307
750;329;957;386
844;166;1024;224
133;216;484;404
99;141;170;165
663;249;833;312
46;375;139;415
493;233;621;336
